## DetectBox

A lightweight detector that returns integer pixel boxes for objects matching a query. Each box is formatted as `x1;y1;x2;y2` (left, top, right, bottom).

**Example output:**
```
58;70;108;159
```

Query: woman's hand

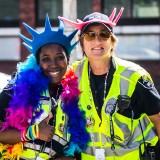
38;113;54;142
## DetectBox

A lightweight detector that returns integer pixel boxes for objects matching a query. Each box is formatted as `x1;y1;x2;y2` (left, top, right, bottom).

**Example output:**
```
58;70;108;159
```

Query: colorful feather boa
0;142;23;160
0;55;89;158
61;68;90;155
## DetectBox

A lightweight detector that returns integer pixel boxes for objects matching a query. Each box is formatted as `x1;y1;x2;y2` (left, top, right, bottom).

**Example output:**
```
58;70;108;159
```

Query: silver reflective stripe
53;134;68;146
24;142;40;150
113;117;131;143
40;99;51;105
120;66;137;78
75;60;85;84
107;115;156;146
40;91;51;105
84;145;137;156
120;78;129;95
24;142;55;155
90;132;100;142
125;116;156;145
44;147;56;156
120;66;137;95
21;143;56;159
23;134;67;155
138;116;157;140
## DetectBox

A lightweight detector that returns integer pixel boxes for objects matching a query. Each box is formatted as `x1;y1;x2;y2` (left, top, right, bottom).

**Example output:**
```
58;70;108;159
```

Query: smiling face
39;43;68;84
80;24;115;61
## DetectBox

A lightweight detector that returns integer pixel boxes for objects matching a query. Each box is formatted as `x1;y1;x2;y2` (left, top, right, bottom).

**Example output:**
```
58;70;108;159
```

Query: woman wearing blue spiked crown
0;15;90;159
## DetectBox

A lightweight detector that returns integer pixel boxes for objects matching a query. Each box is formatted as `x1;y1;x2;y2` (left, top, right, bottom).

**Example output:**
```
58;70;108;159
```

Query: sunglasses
81;31;111;41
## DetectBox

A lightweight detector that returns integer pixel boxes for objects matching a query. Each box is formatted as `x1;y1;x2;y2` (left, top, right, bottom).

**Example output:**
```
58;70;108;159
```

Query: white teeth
49;71;59;76
93;47;101;50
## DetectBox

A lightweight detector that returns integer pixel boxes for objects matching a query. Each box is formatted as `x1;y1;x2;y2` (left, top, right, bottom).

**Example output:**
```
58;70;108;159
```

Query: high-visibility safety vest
21;92;67;159
72;57;158;160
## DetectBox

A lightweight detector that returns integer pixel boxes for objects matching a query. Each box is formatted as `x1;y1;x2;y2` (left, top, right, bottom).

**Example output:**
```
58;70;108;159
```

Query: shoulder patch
140;75;153;89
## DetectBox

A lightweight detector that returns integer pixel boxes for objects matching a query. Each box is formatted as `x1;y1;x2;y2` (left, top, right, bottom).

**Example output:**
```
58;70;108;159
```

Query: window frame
117;18;159;26
102;0;160;26
0;20;19;27
35;0;62;27
0;0;19;27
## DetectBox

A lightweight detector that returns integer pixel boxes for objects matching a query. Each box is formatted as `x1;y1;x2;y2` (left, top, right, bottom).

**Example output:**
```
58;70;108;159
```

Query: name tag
95;149;105;160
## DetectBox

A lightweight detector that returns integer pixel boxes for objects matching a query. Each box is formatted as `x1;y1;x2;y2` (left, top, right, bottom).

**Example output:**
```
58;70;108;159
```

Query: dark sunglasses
81;31;111;41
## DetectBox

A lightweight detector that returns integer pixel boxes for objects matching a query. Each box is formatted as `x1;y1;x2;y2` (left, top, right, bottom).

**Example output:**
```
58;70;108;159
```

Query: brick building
0;0;160;92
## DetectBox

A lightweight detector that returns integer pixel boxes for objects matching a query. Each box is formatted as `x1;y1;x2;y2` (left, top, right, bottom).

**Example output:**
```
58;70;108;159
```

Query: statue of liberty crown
19;14;78;55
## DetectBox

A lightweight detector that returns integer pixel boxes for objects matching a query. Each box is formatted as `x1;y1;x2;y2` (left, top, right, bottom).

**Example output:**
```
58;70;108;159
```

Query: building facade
0;0;160;92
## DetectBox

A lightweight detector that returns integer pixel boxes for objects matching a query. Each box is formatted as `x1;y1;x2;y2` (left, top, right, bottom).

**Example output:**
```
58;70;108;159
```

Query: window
77;0;92;20
37;0;62;27
104;0;131;18
133;0;159;18
0;0;19;27
0;28;20;60
104;0;160;25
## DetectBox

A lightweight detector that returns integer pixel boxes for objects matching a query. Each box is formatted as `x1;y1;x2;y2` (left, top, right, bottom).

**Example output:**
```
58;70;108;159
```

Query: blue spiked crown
19;14;78;55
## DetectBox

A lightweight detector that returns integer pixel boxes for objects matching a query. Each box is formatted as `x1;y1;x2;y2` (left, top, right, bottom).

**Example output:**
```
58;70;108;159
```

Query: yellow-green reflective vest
21;91;67;159
72;57;158;160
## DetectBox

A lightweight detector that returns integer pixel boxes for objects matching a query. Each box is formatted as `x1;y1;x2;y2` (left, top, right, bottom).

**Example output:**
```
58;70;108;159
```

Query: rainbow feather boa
61;68;90;155
1;55;90;158
0;142;23;160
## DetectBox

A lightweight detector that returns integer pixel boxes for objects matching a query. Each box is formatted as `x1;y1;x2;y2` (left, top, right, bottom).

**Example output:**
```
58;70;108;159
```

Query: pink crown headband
58;7;124;30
